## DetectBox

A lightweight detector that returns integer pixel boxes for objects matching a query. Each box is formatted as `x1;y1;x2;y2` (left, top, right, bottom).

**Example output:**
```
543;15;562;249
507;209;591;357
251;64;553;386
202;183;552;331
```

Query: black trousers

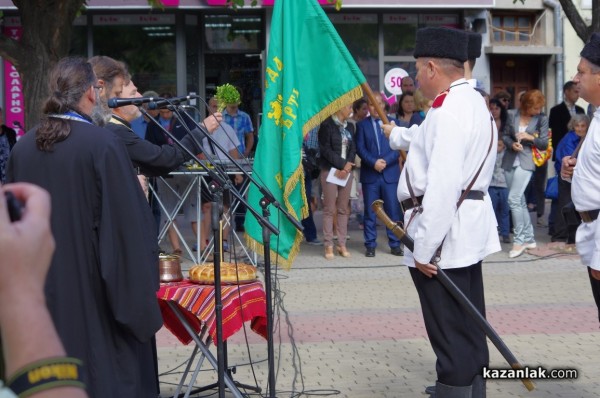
410;262;489;386
552;178;577;243
588;267;600;324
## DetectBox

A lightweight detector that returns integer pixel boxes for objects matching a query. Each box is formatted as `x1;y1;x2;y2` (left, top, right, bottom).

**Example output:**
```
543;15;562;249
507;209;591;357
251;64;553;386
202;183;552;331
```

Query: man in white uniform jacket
386;27;501;398
561;32;600;324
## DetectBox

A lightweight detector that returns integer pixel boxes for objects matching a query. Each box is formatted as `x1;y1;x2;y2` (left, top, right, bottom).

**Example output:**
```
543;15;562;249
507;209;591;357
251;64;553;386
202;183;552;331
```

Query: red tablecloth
158;279;268;345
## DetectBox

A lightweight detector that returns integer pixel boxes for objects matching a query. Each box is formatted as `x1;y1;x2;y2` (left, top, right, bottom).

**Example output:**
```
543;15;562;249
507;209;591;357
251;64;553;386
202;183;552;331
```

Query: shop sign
2;18;24;137
93;14;175;25
328;14;377;24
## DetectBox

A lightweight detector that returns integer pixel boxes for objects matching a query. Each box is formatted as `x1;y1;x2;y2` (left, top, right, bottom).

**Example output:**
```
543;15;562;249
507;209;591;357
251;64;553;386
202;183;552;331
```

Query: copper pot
159;254;183;283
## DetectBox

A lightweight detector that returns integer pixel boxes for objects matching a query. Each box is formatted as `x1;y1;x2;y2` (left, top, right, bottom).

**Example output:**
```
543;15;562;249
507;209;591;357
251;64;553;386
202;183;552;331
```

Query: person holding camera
1;183;88;398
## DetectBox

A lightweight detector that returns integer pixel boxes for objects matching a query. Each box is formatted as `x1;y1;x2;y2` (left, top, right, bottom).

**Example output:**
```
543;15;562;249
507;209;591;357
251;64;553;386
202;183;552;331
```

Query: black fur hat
580;32;600;68
413;27;468;63
467;32;482;60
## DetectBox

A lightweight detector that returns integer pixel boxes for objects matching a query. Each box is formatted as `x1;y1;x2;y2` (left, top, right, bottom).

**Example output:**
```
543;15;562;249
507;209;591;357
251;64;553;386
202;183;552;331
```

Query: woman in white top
501;89;549;258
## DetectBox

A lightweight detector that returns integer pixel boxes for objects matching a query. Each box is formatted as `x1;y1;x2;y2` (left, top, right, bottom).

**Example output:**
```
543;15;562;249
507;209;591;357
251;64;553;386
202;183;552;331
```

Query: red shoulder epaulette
431;89;449;108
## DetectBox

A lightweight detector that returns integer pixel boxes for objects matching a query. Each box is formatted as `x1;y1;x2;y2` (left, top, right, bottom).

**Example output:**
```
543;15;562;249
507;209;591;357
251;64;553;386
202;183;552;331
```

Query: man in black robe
89;56;222;177
7;57;162;398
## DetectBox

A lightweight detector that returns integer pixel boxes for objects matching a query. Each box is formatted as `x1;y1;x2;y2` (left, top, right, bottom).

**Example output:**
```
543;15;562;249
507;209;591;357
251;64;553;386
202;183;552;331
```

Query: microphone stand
140;105;273;398
140;103;279;398
178;98;305;397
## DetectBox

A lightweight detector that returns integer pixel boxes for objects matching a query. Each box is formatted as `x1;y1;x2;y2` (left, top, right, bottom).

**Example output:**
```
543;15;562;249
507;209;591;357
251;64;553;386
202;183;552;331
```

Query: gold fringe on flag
303;85;364;137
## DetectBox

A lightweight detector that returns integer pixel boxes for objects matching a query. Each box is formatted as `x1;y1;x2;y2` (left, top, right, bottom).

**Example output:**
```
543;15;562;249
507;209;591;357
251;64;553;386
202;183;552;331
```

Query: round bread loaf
189;262;257;284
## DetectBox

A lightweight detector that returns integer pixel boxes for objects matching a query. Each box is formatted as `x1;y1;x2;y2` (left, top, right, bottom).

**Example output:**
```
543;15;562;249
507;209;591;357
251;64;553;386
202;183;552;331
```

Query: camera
5;191;23;222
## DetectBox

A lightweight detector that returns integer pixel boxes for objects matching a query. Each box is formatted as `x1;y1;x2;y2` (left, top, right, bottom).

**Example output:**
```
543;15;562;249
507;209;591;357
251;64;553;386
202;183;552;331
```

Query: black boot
471;375;486;398
433;381;472;398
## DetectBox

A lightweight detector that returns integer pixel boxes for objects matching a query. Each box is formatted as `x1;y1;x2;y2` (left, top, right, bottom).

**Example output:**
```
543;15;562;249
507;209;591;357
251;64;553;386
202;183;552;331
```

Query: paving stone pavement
157;206;600;397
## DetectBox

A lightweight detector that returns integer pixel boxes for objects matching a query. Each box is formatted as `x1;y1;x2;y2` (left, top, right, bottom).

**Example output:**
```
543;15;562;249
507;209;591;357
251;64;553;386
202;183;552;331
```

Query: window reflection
92;18;176;94
204;14;262;51
383;15;417;56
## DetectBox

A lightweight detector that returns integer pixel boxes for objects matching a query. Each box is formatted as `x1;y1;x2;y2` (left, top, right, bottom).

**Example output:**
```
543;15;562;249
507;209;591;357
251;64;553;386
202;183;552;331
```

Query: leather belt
579;210;600;223
401;190;485;212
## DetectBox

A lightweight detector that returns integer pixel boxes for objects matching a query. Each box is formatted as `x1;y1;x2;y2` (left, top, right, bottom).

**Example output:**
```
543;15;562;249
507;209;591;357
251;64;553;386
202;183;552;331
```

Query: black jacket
1;124;17;149
317;116;356;171
549;102;585;160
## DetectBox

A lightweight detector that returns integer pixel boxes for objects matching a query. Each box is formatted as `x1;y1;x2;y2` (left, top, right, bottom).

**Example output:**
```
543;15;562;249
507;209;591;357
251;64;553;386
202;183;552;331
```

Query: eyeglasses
92;85;103;92
500;98;510;103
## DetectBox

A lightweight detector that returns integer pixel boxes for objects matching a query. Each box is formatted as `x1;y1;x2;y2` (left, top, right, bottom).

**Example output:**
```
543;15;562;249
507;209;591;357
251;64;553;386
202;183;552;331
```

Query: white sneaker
524;242;537;249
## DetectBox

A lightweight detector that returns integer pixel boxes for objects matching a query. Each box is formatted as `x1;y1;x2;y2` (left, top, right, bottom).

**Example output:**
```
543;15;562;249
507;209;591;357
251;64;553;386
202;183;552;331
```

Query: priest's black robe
7;119;162;398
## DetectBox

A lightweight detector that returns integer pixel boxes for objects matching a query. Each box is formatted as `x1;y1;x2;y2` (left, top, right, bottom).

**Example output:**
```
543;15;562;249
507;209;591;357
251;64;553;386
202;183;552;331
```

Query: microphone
107;96;157;108
148;95;198;110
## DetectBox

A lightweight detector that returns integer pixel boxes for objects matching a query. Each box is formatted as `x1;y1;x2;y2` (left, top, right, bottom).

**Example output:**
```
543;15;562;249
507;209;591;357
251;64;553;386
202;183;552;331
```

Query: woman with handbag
502;89;549;258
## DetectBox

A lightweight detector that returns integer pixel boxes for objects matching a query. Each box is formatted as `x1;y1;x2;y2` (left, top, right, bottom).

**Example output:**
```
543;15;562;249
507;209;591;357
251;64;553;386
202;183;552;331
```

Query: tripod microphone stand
141;102;278;398
184;98;305;398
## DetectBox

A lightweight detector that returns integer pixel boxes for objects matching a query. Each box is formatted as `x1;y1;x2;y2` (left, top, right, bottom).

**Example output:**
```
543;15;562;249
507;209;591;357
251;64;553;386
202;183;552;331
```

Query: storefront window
329;14;378;94
204;14;262;52
383;14;417;56
70;16;88;57
92;14;177;94
186;16;200;98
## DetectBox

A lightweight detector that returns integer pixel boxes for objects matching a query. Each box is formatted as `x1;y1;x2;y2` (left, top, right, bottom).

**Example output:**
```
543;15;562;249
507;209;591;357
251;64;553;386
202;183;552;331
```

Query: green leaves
215;83;241;112
227;0;258;8
327;0;343;11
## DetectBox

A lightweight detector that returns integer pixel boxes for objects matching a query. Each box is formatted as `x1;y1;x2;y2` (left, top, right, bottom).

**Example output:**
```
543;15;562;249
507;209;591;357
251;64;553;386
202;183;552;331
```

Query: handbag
302;148;320;179
532;129;552;167
545;175;558;200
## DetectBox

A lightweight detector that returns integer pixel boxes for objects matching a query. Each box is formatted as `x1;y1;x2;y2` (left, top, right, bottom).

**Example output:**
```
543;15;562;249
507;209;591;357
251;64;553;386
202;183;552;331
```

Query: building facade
0;0;586;132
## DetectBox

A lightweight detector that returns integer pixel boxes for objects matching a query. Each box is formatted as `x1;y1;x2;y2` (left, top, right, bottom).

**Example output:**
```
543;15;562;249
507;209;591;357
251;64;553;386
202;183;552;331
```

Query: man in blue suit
356;92;403;257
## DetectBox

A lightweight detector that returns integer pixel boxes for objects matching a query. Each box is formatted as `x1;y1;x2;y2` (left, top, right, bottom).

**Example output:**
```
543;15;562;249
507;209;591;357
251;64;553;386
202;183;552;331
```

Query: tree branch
558;0;592;42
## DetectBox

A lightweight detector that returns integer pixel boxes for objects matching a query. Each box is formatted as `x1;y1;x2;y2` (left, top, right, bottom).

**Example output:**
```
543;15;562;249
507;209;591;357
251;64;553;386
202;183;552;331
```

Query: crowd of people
303;75;592;263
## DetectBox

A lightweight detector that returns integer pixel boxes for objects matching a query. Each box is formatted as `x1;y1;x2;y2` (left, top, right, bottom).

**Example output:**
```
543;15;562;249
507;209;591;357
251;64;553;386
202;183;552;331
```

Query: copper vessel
159;254;183;283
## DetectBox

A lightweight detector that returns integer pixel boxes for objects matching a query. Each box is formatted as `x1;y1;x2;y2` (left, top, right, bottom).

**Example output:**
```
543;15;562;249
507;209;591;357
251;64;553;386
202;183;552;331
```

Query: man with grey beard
6;56;161;398
89;55;222;176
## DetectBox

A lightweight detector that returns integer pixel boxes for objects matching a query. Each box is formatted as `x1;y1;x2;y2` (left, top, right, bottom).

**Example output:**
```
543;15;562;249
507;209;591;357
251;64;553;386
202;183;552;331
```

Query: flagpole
361;82;407;164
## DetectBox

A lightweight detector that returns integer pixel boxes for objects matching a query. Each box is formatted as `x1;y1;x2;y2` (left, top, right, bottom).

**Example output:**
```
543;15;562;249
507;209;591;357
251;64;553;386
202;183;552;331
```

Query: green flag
244;0;366;268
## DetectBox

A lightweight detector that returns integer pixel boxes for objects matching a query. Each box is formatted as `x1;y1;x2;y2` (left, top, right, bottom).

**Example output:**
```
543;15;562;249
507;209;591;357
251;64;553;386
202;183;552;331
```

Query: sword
372;199;535;391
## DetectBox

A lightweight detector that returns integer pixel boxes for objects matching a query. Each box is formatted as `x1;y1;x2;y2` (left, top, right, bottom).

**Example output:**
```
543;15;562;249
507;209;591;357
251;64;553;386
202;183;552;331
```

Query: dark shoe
502;235;511;244
425;385;435;395
391;246;404;256
434;381;472;398
471;375;486;398
365;247;375;257
306;238;323;246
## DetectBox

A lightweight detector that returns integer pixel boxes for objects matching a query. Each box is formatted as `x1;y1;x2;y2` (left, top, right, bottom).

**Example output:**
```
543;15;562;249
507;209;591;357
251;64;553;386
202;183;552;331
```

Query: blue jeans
505;166;535;245
301;170;317;241
488;186;510;237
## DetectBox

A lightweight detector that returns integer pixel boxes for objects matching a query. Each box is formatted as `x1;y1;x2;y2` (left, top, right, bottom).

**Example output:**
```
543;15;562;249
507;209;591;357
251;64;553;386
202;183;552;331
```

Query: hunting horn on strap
371;199;535;392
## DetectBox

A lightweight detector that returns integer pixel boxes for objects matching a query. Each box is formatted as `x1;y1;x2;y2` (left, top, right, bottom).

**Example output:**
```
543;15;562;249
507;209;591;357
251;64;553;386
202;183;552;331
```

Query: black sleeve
97;136;162;342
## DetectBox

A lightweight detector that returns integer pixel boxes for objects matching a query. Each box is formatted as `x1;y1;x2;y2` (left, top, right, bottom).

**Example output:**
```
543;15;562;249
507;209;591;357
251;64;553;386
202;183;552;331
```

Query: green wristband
6;357;85;398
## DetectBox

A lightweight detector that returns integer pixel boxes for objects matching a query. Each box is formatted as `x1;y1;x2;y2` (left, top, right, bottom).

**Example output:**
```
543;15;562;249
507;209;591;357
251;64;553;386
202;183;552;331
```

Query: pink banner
2;24;24;137
159;0;179;5
206;0;228;4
